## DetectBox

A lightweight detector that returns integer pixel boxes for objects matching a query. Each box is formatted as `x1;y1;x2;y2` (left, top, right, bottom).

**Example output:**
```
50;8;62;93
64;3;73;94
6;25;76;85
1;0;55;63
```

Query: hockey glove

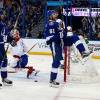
46;35;61;45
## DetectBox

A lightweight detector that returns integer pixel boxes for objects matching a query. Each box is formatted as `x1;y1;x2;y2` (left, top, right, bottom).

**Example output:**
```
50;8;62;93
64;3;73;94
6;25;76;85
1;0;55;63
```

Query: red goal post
63;45;100;84
64;46;70;82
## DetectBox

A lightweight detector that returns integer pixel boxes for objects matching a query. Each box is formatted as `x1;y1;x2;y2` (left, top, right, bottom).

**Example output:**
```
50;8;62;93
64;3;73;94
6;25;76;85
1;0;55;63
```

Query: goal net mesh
65;47;100;84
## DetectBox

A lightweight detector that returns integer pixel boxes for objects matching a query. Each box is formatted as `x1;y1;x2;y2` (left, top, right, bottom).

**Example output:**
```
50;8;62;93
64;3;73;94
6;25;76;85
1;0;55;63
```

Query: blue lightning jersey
45;20;62;44
45;20;64;81
45;20;63;61
0;21;13;79
0;21;13;60
0;21;12;44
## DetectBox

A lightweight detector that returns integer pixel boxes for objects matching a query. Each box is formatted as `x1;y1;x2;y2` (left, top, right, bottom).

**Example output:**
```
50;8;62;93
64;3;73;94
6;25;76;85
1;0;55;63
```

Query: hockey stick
14;12;21;29
0;44;11;75
13;0;21;29
27;43;38;53
0;44;9;68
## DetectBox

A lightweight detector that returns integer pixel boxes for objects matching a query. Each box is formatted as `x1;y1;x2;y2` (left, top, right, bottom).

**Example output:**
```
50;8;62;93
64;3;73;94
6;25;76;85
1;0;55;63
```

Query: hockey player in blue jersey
0;11;14;87
45;10;90;87
45;11;63;87
63;26;90;57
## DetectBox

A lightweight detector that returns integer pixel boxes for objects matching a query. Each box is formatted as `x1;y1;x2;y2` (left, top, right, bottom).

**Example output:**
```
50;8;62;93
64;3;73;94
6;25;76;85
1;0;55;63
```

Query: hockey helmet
56;19;62;24
67;26;72;31
47;10;56;17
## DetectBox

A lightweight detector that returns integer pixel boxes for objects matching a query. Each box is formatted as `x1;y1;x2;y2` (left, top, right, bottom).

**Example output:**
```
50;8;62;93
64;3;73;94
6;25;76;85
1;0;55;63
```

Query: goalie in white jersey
9;29;39;78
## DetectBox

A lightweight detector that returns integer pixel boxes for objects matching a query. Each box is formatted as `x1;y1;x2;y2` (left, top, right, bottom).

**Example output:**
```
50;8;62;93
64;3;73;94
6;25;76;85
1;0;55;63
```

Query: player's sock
27;67;33;78
27;66;39;78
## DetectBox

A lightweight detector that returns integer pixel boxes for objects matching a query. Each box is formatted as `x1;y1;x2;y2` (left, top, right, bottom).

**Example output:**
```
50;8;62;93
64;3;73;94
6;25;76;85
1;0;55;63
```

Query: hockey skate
0;83;2;88
2;78;13;86
78;51;92;65
50;80;60;88
34;70;40;76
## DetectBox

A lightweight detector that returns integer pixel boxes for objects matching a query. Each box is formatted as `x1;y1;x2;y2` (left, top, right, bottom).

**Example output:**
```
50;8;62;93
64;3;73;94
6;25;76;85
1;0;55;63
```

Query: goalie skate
81;51;92;58
80;52;92;65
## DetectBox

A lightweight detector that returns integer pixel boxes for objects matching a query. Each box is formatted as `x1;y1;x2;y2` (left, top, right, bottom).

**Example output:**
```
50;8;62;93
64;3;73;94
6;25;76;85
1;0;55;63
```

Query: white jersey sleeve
10;39;28;57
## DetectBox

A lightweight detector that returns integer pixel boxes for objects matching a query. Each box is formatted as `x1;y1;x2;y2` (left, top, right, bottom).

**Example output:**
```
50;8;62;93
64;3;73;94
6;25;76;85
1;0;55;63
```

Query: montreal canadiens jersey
10;39;27;57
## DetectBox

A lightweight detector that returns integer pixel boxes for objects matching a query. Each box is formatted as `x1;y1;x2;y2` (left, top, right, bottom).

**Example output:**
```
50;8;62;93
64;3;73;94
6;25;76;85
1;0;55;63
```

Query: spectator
26;29;32;38
37;31;44;39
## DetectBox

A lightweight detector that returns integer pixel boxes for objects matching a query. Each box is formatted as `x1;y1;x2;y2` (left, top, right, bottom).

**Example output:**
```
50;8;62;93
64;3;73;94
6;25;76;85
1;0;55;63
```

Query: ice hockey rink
1;54;100;100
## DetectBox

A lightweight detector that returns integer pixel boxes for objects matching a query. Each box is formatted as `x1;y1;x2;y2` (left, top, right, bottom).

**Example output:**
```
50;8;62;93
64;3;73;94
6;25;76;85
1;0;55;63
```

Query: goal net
64;46;100;84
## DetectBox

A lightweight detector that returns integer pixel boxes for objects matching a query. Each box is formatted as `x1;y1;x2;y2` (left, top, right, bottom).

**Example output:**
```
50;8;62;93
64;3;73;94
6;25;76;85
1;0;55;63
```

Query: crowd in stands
72;0;98;7
0;0;44;38
0;0;100;40
72;16;100;40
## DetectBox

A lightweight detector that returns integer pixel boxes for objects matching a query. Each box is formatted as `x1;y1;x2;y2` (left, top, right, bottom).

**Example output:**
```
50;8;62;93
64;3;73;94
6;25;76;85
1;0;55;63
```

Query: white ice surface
0;55;100;100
